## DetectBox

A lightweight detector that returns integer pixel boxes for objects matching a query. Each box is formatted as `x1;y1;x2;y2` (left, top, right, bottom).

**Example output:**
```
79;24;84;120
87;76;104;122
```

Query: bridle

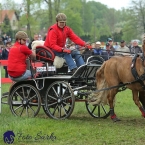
131;53;145;90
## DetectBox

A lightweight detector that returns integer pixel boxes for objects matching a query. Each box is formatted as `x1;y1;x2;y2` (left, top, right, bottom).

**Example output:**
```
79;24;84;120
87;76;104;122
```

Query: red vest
7;42;32;77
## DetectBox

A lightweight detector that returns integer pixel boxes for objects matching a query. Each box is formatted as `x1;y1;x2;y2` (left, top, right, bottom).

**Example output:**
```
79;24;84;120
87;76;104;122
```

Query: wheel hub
22;98;29;106
57;98;63;104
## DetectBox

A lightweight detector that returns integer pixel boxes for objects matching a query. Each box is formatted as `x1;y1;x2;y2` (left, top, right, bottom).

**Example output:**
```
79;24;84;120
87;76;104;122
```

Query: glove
63;48;71;54
85;43;92;49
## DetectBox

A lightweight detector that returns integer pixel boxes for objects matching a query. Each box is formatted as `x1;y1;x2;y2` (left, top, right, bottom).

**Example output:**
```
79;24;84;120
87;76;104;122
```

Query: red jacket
44;23;85;52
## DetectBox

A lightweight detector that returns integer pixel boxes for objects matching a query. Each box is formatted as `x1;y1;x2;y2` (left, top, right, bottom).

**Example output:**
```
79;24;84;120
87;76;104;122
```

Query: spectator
44;13;91;73
28;34;39;49
7;36;12;42
115;40;130;56
129;40;142;54
105;38;115;51
2;34;7;45
92;41;102;55
102;42;114;60
1;42;11;78
38;34;43;40
7;31;36;82
114;42;120;50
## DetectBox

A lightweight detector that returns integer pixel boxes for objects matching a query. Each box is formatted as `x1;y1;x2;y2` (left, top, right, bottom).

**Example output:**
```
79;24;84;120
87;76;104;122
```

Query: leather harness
131;53;145;90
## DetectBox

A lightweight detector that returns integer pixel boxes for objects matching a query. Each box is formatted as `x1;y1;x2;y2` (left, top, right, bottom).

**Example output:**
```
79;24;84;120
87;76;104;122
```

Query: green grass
1;69;145;145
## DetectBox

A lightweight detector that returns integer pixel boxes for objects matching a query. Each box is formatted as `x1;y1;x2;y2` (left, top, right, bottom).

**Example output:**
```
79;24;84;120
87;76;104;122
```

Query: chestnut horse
89;39;145;121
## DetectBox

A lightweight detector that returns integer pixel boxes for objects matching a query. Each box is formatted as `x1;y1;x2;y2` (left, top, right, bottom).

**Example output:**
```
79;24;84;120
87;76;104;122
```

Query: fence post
0;61;2;113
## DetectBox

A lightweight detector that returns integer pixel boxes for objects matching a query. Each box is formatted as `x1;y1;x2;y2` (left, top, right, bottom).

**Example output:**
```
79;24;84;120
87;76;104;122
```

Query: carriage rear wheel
44;81;75;119
9;84;41;117
85;98;110;119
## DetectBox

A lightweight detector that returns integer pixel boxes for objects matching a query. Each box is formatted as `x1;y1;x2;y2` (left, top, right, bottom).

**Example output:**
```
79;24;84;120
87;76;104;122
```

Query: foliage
1;14;13;37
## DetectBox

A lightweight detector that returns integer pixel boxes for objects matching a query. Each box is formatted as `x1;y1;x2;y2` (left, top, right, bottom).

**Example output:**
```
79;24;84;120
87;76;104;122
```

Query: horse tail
89;61;109;105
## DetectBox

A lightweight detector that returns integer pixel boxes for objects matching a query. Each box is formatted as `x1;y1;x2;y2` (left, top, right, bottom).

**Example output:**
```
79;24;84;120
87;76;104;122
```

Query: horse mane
89;62;109;105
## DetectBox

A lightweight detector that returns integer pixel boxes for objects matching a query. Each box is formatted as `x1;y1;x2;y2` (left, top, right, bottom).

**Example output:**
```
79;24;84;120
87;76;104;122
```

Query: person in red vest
7;31;36;82
44;13;91;74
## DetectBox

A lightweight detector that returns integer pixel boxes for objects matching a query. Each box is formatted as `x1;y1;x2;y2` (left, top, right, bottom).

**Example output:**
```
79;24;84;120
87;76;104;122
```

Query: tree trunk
26;0;31;39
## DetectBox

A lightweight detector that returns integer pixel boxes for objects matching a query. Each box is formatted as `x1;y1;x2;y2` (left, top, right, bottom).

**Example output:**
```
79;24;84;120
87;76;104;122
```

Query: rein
87;80;139;95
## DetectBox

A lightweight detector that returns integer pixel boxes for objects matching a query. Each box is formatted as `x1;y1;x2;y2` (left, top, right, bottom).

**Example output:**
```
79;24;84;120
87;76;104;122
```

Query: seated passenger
101;42;114;60
44;13;91;74
7;31;36;82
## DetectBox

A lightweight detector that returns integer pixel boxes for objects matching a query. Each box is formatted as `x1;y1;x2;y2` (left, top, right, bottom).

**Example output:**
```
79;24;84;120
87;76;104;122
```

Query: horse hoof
112;118;121;122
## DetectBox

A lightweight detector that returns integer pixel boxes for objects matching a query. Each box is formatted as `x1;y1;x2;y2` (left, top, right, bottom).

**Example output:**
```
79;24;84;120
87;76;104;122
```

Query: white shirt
115;46;130;56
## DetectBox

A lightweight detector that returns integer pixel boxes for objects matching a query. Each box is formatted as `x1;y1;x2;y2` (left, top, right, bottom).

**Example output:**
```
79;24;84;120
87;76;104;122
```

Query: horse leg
139;91;145;110
132;90;145;118
107;89;120;122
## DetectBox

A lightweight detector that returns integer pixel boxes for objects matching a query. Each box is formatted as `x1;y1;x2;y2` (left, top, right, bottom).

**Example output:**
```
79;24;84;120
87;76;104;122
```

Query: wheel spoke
59;105;61;118
63;95;72;100
52;104;59;115
47;94;57;100
26;106;29;117
52;87;59;98
61;104;67;115
91;105;96;114
47;101;57;107
15;92;23;100
28;105;35;114
101;105;108;114
14;104;23;111
20;106;25;116
28;94;37;101
98;106;100;117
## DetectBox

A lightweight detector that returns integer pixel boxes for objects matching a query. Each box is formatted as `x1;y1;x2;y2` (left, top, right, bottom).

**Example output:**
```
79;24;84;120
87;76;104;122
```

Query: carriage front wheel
44;81;75;119
9;84;41;117
85;97;110;119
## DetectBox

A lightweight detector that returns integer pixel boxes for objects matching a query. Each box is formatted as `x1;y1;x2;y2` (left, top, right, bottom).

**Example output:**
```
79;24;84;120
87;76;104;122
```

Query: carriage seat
35;45;55;63
31;40;65;68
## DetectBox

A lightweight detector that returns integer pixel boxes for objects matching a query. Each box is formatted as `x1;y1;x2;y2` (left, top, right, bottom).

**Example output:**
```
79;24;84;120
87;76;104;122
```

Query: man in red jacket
44;13;90;73
7;31;36;82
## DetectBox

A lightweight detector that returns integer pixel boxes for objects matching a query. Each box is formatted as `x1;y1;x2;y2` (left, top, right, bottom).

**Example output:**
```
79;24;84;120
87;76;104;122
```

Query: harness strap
131;54;145;90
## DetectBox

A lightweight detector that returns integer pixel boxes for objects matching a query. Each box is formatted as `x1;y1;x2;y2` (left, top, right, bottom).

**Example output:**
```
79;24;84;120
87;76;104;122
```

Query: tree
1;14;13;37
128;0;145;37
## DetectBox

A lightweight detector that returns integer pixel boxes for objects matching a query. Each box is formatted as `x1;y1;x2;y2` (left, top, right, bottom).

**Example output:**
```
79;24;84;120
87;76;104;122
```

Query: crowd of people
0;12;143;82
90;38;142;60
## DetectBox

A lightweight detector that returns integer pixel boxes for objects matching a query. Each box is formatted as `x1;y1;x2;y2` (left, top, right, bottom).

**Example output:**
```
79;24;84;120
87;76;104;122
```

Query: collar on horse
131;53;145;89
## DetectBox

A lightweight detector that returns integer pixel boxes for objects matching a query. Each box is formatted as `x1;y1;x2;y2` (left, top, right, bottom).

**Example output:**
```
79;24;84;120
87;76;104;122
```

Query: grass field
1;70;145;145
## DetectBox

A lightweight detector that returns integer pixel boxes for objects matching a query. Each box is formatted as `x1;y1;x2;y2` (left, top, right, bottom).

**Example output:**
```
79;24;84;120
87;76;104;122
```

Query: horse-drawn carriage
3;38;145;122
2;45;110;120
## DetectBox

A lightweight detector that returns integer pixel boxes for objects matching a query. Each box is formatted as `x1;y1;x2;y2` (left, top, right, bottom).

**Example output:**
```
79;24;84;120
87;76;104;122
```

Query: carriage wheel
1;92;9;104
9;84;41;117
85;98;110;119
44;81;75;119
